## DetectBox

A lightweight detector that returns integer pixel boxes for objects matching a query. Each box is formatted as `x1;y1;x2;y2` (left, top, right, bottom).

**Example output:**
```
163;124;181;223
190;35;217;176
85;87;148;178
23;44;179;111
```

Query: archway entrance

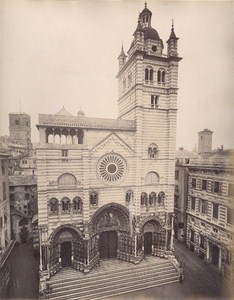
99;231;117;259
89;203;132;264
61;241;71;267
20;226;28;244
144;232;152;255
49;225;84;273
211;244;219;267
142;218;166;257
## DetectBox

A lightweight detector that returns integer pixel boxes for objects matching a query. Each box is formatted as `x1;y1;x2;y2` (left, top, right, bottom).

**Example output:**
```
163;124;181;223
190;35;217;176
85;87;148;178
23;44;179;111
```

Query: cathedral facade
37;4;182;286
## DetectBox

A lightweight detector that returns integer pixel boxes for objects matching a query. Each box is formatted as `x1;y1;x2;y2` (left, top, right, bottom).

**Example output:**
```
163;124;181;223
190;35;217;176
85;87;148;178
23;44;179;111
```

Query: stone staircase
48;256;179;300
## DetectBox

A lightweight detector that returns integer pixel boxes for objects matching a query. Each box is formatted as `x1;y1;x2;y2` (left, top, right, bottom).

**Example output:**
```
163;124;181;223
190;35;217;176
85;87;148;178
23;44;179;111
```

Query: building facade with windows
186;149;234;279
36;4;182;290
0;148;14;297
9;176;38;243
9;112;31;148
174;148;198;242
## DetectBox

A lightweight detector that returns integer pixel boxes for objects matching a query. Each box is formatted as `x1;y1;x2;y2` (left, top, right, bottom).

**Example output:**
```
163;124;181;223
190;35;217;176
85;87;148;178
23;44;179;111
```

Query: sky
0;0;233;151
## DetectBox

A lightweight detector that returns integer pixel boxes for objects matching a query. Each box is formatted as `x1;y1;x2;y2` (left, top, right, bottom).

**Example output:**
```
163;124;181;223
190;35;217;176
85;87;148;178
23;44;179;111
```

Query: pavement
5;242;39;300
108;239;232;300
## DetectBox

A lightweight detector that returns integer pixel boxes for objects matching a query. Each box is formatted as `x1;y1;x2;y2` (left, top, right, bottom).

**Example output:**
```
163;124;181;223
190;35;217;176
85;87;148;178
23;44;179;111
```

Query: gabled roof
55;106;72;116
90;132;135;155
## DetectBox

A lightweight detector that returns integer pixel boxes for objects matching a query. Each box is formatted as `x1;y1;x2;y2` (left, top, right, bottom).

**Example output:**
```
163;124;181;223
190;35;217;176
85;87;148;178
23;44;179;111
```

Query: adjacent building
174;148;198;242
186;149;234;279
198;128;213;155
36;3;182;292
174;130;234;279
9;112;31;149
9;176;38;243
0;148;14;297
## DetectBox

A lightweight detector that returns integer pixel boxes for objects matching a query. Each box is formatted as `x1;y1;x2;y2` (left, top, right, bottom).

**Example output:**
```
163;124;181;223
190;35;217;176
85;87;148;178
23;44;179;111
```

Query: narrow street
110;240;231;300
6;243;39;299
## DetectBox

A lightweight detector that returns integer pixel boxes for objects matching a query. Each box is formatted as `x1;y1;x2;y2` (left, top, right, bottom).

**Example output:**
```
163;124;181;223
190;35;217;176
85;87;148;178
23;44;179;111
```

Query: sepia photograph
0;0;233;299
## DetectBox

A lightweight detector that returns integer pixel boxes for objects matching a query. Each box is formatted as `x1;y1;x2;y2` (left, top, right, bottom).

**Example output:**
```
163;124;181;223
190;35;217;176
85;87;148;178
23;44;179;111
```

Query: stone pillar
58;203;61;222
52;128;55;143
170;214;174;250
58;244;61;267
47;244;50;277
71;242;74;264
206;240;210;261
83;229;90;273
133;227;141;264
218;246;222;269
67;128;71;144
39;225;48;272
165;228;168;251
42;244;48;271
117;232;120;259
142;233;145;254
39;228;43;272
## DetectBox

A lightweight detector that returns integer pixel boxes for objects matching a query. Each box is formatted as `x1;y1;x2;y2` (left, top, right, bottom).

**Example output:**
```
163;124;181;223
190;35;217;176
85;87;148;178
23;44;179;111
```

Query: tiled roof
189;149;234;168
38;114;136;131
176;148;198;159
9;175;37;186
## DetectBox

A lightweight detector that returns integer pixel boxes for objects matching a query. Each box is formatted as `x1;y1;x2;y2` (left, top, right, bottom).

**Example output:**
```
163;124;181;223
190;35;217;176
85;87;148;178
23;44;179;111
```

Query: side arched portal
141;219;166;257
49;224;84;274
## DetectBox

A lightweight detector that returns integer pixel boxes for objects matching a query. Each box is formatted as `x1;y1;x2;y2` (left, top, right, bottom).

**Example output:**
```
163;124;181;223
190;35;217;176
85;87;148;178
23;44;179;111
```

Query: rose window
97;153;127;184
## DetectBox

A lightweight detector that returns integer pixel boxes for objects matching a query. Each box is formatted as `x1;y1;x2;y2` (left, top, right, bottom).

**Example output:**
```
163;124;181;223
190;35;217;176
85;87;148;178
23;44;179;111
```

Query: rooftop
37;114;136;131
0;147;10;157
176;147;198;159
189;149;234;168
9;175;37;186
9;112;30;117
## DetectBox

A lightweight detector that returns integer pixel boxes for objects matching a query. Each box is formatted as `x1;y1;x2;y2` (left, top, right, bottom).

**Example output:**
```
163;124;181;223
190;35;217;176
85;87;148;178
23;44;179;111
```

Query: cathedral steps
48;257;179;300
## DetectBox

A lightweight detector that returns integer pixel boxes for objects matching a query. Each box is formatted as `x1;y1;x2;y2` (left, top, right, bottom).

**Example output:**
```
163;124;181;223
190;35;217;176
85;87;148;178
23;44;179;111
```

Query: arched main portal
89;203;134;263
49;224;84;274
99;231;118;259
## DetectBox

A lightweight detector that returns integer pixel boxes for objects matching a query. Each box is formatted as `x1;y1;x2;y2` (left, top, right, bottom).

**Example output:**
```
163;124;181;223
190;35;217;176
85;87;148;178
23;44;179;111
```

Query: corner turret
118;44;127;70
166;20;179;57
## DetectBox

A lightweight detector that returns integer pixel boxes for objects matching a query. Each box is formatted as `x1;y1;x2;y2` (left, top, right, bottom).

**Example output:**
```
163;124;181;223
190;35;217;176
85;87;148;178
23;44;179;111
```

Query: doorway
61;241;71;267
99;231;117;259
144;232;152;255
211;244;219;267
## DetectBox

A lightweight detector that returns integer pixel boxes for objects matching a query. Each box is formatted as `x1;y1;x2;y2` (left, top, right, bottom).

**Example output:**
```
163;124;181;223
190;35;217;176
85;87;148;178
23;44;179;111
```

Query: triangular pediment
90;132;134;156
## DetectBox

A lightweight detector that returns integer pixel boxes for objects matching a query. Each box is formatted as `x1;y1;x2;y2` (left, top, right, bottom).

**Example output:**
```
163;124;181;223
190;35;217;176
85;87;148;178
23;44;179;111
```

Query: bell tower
116;3;182;219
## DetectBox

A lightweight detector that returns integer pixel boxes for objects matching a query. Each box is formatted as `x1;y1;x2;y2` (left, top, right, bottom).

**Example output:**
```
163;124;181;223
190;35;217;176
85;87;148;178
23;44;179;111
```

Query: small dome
77;108;85;117
143;27;160;41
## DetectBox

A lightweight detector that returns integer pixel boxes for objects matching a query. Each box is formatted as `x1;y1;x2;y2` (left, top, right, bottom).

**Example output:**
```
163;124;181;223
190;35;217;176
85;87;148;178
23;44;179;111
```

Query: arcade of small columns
45;127;84;144
38;204;174;280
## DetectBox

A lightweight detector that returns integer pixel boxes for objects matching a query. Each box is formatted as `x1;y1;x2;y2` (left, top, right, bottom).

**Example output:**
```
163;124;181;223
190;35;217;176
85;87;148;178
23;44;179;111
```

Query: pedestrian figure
179;259;185;283
179;265;184;283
